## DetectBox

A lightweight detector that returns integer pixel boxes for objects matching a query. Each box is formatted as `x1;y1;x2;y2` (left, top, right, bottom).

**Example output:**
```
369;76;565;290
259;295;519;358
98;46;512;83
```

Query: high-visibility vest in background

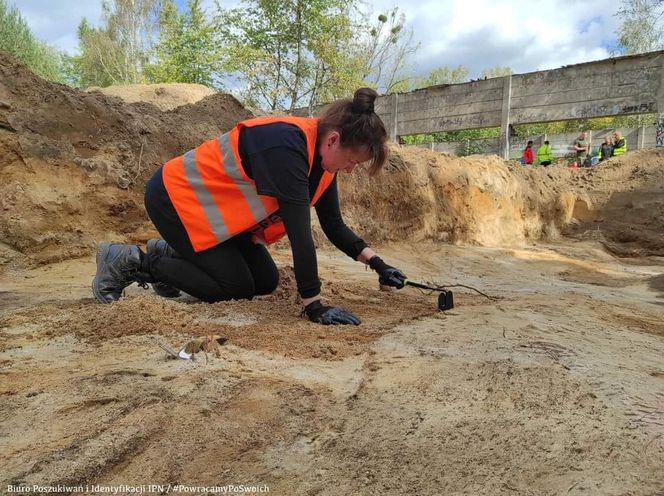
612;138;627;156
536;144;553;163
162;116;335;252
598;144;612;160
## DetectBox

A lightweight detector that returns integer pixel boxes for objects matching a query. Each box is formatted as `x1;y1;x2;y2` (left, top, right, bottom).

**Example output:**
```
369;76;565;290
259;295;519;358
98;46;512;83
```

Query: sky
15;0;624;80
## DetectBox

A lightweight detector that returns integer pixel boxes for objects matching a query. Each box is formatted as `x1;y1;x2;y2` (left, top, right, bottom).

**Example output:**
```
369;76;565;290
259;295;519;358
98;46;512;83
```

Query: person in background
522;140;534;165
573;131;590;167
536;140;553;166
598;136;613;162
612;131;627;156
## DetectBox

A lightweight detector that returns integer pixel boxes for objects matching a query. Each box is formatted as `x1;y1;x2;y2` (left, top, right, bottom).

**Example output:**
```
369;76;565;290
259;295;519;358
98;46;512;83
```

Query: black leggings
143;167;279;302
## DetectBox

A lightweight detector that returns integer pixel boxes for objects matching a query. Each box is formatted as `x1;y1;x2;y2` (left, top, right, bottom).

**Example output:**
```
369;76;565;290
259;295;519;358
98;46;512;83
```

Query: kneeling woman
92;88;407;325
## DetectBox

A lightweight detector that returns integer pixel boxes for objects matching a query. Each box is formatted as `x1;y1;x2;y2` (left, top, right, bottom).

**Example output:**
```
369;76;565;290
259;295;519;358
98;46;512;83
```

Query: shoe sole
91;241;112;304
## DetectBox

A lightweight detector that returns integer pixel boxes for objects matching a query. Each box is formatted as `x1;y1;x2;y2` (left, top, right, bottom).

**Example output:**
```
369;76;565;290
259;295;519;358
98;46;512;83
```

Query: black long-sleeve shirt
239;123;367;298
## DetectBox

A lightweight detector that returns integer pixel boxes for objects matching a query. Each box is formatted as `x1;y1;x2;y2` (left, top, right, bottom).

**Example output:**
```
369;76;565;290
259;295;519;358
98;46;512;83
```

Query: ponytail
317;88;388;175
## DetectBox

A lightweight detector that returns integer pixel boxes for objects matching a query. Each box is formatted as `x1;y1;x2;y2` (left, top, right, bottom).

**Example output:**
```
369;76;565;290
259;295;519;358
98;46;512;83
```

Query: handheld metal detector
403;280;455;311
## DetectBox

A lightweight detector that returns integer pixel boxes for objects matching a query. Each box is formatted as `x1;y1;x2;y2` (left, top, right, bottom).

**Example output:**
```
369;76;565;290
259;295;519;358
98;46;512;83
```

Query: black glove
368;256;407;289
304;300;361;325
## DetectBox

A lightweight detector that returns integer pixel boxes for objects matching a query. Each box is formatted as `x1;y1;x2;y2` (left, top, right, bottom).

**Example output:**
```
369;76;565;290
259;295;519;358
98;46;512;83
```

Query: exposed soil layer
0;52;251;267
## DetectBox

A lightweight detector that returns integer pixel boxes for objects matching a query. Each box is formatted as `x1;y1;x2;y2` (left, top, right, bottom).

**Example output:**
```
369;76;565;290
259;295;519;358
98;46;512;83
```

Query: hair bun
352;87;378;115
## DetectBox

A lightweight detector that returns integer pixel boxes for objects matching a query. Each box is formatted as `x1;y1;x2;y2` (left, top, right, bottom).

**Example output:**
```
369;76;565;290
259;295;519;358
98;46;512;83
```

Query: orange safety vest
162;116;336;252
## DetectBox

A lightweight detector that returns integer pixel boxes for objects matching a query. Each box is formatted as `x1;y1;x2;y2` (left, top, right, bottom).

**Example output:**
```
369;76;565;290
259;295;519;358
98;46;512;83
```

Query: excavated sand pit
1;52;663;495
2;243;663;495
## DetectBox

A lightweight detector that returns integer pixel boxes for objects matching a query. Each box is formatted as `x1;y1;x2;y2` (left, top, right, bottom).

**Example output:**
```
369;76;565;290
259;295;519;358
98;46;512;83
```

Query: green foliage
67;18;127;87
217;0;362;112
305;7;366;106
480;65;513;79
411;65;469;90
68;0;159;87
613;112;658;127
357;7;420;94
615;0;664;54
146;0;224;87
0;0;64;82
513;113;658;137
400;127;500;146
455;139;494;157
214;1;420;111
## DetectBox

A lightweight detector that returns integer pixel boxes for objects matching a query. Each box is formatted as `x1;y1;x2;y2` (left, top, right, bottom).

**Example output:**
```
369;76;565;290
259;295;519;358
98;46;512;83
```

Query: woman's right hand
304;300;361;325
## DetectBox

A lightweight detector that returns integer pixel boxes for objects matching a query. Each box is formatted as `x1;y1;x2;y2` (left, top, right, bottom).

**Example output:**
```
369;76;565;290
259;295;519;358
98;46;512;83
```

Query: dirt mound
88;83;216;111
0;51;252;267
335;147;574;247
560;149;664;256
333;146;664;257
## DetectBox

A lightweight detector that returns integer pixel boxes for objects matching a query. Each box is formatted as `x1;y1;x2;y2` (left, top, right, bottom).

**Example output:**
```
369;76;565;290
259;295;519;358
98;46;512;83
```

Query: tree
217;0;361;112
68;18;127;87
0;0;64;82
104;0;160;79
69;0;160;87
480;65;513;79
355;8;420;94
146;0;224;87
303;7;365;110
413;65;469;89
615;0;664;54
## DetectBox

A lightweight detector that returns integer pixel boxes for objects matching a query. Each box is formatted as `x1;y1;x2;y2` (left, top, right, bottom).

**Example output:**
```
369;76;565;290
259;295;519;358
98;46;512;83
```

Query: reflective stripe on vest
613;138;627;156
249;161;336;245
162;116;334;252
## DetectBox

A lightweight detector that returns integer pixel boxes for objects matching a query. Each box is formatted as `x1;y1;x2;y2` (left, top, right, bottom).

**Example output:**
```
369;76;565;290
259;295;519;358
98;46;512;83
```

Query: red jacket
523;146;534;164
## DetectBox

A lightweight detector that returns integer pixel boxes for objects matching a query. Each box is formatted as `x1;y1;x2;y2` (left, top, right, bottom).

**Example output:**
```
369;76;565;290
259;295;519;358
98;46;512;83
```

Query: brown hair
317;87;388;175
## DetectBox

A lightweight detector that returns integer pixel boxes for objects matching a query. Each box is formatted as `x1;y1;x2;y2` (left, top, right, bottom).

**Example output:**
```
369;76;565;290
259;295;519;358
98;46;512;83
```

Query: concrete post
499;75;512;160
637;126;645;149
657;60;664;147
391;93;399;143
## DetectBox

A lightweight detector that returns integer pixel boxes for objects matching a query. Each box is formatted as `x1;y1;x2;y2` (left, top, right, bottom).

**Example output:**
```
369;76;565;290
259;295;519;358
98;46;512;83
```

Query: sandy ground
1;240;663;495
87;83;216;111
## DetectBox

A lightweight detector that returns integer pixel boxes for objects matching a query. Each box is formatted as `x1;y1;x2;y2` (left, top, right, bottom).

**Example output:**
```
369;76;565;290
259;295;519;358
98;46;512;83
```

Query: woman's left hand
368;256;407;289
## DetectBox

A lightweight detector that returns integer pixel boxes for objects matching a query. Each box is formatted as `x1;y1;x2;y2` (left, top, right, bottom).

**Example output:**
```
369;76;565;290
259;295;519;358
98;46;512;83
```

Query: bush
0;0;64;82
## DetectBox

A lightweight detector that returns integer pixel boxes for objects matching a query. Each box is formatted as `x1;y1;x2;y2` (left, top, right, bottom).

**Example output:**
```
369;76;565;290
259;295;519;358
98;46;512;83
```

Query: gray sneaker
92;243;147;304
146;239;181;298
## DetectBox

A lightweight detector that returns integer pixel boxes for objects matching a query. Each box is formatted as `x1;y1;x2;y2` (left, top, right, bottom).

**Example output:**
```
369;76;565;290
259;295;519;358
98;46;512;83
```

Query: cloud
16;0;625;77
371;0;623;78
16;0;103;53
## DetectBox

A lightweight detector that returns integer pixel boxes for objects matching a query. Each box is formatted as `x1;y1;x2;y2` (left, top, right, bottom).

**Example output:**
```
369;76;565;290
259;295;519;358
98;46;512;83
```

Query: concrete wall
295;51;664;156
372;50;664;158
509;59;660;123
389;78;505;136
